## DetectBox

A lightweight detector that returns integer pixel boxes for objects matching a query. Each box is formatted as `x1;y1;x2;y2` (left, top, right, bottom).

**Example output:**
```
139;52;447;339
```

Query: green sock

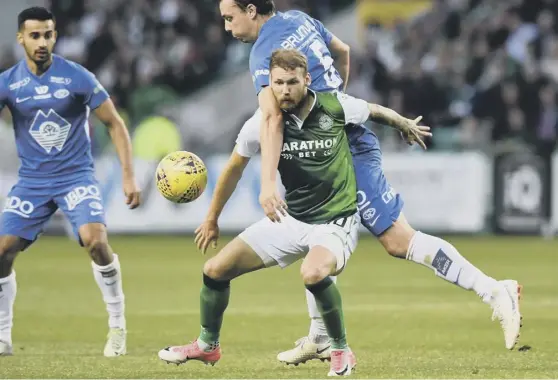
199;277;230;346
306;277;347;349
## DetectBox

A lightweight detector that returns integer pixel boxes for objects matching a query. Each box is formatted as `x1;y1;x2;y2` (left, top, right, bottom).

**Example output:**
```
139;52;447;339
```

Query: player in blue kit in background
208;0;523;366
0;7;140;357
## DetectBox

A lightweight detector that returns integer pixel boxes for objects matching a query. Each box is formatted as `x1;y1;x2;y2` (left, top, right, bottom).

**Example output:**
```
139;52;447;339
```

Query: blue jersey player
0;7;140;357
200;0;522;366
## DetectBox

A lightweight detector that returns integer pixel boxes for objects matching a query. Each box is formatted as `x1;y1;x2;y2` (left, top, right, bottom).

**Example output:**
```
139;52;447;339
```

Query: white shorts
239;212;359;274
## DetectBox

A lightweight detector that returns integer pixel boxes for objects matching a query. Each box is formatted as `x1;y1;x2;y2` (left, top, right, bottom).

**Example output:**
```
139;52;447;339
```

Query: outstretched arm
195;150;251;254
368;104;431;149
207;151;250;223
337;93;432;149
258;87;287;222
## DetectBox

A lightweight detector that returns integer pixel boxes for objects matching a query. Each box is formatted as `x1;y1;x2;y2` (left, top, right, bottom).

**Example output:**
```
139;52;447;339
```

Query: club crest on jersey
318;113;333;131
54;89;70;99
35;86;49;95
29;109;71;154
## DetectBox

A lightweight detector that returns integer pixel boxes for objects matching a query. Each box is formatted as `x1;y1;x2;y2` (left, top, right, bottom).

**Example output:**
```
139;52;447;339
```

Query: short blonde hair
270;48;308;74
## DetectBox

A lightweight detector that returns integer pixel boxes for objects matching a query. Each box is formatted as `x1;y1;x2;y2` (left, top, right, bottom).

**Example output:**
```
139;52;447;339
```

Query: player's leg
78;222;127;356
199;237;267;346
301;214;359;376
158;236;268;365
354;154;522;350
0;184;56;356
306;277;333;341
279;279;335;364
0;235;31;356
54;178;126;357
377;213;522;350
159;215;308;365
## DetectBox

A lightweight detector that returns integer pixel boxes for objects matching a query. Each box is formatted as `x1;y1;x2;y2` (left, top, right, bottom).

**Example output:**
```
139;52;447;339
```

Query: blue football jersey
250;10;343;94
0;54;109;186
249;10;381;155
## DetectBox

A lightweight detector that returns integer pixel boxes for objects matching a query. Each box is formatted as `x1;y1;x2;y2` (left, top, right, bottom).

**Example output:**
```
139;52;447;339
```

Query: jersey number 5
309;40;343;90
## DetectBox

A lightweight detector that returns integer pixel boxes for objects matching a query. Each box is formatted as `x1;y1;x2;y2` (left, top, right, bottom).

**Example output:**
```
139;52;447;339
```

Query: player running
0;7;139;357
159;50;365;377
217;0;523;365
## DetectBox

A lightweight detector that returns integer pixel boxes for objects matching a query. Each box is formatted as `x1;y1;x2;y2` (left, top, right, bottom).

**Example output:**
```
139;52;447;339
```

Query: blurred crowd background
1;0;557;159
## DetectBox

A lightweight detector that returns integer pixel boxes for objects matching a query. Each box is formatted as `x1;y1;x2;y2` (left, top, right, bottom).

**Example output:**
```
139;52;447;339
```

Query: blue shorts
347;126;404;236
0;175;106;244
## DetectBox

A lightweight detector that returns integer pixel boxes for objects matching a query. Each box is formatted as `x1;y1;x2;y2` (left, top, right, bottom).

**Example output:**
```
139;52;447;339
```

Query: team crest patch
29;109;71;153
318;113;333;131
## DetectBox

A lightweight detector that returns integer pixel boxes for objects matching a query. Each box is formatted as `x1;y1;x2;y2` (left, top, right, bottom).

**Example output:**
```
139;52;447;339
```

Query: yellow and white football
155;151;208;203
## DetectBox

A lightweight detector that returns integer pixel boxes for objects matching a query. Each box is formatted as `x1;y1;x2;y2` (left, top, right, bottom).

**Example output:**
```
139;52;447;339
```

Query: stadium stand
1;0;556;156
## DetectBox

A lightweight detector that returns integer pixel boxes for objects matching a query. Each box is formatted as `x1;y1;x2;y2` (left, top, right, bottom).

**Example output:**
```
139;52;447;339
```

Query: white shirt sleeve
235;108;262;157
335;92;370;125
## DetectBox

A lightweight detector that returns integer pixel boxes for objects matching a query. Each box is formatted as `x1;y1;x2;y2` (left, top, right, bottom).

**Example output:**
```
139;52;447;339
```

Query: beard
25;46;51;65
280;99;297;110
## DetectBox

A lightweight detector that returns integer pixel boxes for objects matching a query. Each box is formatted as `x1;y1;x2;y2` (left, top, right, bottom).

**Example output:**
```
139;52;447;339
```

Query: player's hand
399;116;432;150
259;182;287;223
195;220;219;255
123;176;141;209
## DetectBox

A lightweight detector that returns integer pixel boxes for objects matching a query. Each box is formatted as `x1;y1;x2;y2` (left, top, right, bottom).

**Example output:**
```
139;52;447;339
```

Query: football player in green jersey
159;48;429;376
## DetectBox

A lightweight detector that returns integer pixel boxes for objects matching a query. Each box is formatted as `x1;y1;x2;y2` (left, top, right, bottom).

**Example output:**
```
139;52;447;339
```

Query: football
155;151;208;203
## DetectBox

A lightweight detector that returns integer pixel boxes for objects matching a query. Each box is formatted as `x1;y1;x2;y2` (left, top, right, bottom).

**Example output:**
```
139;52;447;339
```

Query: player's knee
82;236;111;263
203;257;230;281
0;240;10;258
0;237;22;273
382;238;409;258
300;263;331;286
0;248;16;265
0;237;23;261
379;218;416;258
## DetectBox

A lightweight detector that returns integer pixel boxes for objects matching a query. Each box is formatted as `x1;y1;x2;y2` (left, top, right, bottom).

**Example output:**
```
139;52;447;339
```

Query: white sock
92;254;126;330
407;232;498;302
306;276;335;344
0;271;16;345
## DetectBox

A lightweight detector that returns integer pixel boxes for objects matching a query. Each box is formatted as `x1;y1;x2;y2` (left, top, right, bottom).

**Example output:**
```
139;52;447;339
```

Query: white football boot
277;336;331;365
0;340;13;356
490;280;523;350
104;328;127;357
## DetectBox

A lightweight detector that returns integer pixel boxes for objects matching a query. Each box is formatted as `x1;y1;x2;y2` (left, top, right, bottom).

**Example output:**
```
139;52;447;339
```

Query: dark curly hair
233;0;275;15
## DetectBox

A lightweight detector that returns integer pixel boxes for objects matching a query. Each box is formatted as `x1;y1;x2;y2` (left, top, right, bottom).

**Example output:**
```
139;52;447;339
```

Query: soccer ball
155;151;208;203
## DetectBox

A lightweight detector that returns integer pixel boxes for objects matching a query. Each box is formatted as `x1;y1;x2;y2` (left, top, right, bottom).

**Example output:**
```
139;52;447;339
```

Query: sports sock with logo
92;254;126;329
305;277;347;350
406;231;498;302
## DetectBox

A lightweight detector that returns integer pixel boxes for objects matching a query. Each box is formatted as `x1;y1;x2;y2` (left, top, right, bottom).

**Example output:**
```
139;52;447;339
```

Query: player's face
220;0;257;42
17;20;57;64
270;67;311;110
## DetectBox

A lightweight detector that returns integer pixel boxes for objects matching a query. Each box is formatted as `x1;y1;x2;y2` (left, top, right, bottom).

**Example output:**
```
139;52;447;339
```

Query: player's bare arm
94;99;141;208
195;150;251;254
258;86;287;223
368;103;432;149
328;35;350;92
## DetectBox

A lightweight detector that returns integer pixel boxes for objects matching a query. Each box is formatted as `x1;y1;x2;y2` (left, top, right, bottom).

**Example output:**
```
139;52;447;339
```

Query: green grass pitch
0;234;556;378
